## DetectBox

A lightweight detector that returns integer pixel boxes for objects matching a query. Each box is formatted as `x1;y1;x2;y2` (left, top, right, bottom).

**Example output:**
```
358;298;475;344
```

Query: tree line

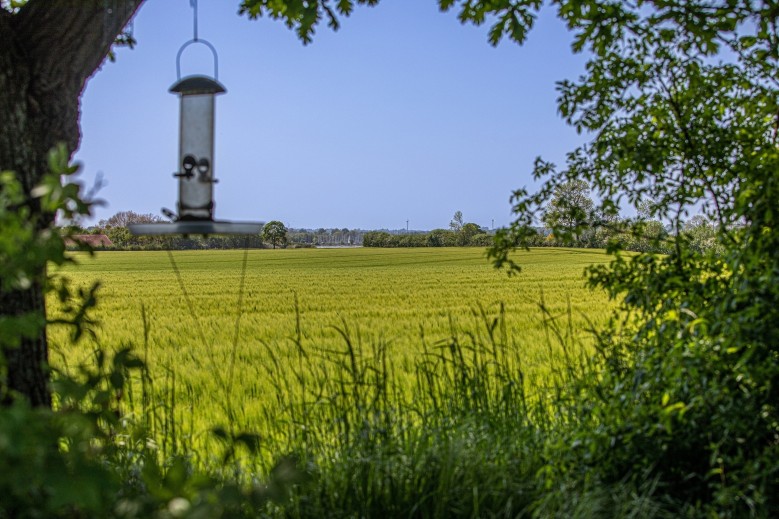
63;212;375;250
363;201;721;254
63;211;264;250
70;210;501;250
66;200;721;254
363;210;494;247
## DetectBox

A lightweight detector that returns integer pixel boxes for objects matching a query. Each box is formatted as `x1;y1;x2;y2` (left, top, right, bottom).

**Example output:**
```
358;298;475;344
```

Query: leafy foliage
0;146;100;360
449;210;464;232
238;0;544;45
542;179;594;242
484;0;779;514
0;149;303;517
1;345;305;518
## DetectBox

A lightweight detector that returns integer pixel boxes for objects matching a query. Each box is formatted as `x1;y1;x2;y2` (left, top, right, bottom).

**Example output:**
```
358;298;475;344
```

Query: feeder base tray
129;221;262;236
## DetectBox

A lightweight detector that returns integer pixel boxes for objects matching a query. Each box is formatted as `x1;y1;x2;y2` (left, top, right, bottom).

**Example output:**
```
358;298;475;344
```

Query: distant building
65;234;113;248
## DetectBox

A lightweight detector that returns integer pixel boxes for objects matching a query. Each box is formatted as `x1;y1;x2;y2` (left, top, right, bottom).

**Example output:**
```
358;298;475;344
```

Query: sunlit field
48;247;613;457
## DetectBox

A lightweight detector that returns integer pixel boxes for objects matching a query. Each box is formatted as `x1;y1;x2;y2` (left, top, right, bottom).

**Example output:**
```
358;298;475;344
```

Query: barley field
48;247;613;459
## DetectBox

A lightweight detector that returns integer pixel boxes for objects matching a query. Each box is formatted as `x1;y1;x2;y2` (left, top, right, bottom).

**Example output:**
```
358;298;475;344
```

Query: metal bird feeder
129;37;261;236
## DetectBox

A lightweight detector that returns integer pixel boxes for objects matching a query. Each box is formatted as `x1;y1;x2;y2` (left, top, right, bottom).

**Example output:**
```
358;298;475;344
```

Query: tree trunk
0;0;144;406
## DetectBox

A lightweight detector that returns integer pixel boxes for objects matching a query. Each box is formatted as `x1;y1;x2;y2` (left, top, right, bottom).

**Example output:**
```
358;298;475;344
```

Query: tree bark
0;0;144;406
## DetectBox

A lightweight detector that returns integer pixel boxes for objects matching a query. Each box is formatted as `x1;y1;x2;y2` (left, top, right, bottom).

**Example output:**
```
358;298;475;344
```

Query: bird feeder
130;39;262;236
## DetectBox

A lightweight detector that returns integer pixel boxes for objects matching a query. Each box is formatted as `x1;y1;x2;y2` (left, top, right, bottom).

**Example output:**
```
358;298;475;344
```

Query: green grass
48;247;612;461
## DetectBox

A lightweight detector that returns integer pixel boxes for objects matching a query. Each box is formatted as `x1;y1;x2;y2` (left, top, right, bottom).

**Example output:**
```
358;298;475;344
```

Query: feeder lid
169;75;226;95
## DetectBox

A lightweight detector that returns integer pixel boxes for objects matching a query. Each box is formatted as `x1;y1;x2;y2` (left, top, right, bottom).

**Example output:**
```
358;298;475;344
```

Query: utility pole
491;219;494;229
406;219;409;232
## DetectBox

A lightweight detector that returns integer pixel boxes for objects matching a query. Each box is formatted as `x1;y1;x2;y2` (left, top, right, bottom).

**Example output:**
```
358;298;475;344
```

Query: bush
361;231;386;247
467;232;493;247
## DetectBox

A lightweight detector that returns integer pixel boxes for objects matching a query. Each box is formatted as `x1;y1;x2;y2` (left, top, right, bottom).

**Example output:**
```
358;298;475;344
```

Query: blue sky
76;0;588;231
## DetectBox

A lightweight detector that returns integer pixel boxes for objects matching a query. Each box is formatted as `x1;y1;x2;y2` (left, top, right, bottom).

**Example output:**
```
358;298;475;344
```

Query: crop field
48;247;614;458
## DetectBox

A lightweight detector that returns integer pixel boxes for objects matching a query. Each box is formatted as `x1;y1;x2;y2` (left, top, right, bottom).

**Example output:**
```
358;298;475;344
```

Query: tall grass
102;297;627;518
40;305;677;517
266;303;546;517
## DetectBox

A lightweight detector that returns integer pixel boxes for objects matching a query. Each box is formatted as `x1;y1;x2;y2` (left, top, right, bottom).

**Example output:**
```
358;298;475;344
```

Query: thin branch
657;61;737;245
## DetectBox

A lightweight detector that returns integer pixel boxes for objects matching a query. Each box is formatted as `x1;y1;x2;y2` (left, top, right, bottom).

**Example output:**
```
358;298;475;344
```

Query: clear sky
76;0;588;231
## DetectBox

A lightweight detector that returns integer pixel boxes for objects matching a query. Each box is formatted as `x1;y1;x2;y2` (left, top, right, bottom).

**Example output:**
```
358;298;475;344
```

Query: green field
49;247;613;456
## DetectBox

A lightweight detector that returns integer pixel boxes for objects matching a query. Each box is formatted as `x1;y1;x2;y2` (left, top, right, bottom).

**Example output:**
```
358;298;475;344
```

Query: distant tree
460;222;480;236
459;222;481;245
95;211;167;249
542;180;594;241
684;215;722;255
262;221;288;249
626;219;669;253
397;233;427;247
427;229;456;247
363;231;391;247
105;226;132;247
449;211;464;232
98;210;162;228
469;233;493;247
